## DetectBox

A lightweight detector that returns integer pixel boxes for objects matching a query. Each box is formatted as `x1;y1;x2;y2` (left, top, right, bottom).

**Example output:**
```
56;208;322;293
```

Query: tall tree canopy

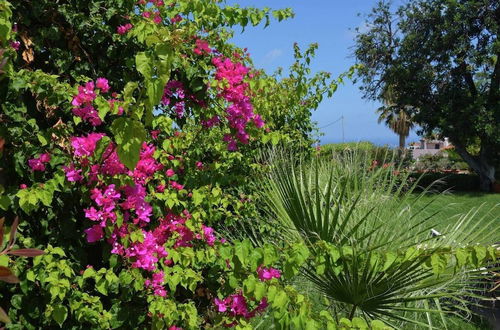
354;0;500;191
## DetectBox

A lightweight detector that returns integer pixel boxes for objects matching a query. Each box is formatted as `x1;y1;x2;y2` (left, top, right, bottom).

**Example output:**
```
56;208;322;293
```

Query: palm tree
377;85;414;150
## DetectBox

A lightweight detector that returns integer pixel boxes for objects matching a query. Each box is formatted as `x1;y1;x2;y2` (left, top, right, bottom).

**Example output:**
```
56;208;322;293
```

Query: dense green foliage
0;0;356;328
0;0;497;329
354;0;500;191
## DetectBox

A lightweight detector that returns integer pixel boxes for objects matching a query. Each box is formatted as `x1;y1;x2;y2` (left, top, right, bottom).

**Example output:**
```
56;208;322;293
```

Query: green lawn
413;192;500;234
409;192;499;329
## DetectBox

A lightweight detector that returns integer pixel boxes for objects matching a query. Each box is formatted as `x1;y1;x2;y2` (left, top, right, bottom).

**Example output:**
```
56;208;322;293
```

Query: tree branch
458;61;478;98
488;50;500;106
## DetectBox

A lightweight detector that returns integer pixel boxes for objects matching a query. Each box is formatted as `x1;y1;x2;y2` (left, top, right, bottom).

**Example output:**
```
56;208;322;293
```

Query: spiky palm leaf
259;149;499;328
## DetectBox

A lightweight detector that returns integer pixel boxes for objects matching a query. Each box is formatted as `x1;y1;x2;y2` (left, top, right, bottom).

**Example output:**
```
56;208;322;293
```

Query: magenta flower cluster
212;265;281;325
211;57;264;151
257;265;281;281
117;23;133;35
71;78;122;126
136;0;164;25
161;80;207;118
65;130;217;298
214;293;268;322
193;39;211;55
28;152;51;172
161;80;187;118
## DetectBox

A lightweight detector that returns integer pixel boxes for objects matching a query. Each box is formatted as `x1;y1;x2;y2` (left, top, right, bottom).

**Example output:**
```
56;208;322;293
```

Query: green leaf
382;251;397;271
0;306;10;324
96;277;108;295
95;95;111;121
243;275;256;294
52;304;68;327
123;81;139;100
37;133;48;146
254;282;267;301
135;52;153;79
234;240;251;267
146;79;164;108
82;267;96;279
272;290;288;310
352;317;368;329
430;253;448;275
192;189;204;206
0;195;10;210
110;117;147;170
455;248;468;268
473;246;487;267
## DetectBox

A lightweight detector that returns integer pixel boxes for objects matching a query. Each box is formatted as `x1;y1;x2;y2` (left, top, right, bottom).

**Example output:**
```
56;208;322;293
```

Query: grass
250;149;499;328
252;190;500;329
411;192;499;329
413;192;500;234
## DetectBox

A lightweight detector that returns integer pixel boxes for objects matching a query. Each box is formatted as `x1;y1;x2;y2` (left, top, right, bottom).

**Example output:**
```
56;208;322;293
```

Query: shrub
411;173;481;192
0;1;351;328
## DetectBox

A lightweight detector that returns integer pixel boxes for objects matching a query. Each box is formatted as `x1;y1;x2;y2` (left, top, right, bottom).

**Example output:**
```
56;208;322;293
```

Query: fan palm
258;149;499;328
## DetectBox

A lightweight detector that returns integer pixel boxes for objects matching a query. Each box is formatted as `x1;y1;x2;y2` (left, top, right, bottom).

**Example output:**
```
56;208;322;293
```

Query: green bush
411;173;480;192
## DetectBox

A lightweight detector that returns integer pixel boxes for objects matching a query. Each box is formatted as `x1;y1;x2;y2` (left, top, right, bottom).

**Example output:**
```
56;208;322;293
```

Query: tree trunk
398;134;406;150
454;143;495;192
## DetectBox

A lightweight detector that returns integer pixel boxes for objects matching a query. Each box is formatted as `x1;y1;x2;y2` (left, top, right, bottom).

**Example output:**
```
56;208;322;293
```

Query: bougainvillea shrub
0;0;352;328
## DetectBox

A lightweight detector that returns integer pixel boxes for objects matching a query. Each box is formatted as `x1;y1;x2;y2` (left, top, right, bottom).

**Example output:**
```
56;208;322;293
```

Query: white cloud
263;48;283;63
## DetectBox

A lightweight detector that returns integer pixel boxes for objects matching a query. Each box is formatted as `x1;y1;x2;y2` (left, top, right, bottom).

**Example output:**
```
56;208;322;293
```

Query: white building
408;138;451;160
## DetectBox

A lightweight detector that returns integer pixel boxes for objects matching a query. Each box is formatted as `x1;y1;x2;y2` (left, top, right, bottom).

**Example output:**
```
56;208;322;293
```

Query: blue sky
226;0;419;146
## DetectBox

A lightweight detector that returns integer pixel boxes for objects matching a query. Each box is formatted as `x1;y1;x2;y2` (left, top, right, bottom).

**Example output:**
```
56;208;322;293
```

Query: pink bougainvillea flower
257;265;281;281
201;116;220;128
96;77;110;93
72;104;102;126
145;271;167;297
71;133;105;157
202;225;216;246
150;130;160;139
153;12;162;24
28;158;45;171
194;39;211;55
72;81;96;107
214;298;227;312
211;56;264;150
39;152;51;163
84;225;104;243
132;143;163;183
229;293;249;317
156;184;166;193
19;184;27;189
101;144;127;175
169;181;184;190
10;41;20;51
161;80;188;118
253;114;264;128
84;207;106;222
166;168;175;177
117;23;133;35
256;297;269;312
63;165;83;182
195;161;203;169
170;14;182;23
